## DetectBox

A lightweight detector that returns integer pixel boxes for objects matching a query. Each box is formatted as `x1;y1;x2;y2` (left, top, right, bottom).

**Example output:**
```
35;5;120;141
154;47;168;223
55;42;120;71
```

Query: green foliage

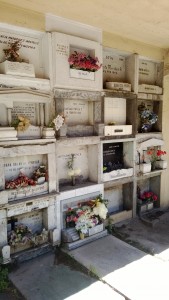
0;266;9;291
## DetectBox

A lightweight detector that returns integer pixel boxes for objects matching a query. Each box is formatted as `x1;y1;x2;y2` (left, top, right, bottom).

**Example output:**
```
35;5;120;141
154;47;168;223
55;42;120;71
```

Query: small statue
3;40;22;62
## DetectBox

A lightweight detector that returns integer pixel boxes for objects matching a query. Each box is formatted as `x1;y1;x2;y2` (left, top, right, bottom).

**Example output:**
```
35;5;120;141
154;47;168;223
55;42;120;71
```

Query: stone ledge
11;243;54;263
62;230;108;250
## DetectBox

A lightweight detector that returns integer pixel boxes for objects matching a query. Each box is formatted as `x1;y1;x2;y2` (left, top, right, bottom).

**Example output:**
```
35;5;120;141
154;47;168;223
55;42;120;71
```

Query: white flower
68;170;75;177
74;168;81;175
53;115;64;131
93;202;108;219
75;212;95;234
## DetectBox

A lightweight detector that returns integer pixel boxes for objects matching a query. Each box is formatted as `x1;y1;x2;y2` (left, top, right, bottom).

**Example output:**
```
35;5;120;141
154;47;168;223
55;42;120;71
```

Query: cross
8;217;18;231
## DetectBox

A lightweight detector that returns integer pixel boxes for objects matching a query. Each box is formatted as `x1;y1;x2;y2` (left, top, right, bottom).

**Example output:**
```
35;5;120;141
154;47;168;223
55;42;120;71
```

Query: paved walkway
70;235;169;300
9;246;124;300
9;234;169;300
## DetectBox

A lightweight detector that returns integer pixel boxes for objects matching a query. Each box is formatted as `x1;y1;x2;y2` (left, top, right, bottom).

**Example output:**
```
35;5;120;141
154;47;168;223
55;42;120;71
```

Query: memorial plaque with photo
103;143;124;172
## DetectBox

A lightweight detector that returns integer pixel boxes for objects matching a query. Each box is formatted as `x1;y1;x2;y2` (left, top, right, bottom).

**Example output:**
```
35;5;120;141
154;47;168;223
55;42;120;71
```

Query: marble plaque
64;99;89;125
17;125;41;139
58;146;88;180
8;182;48;201
0;31;42;76
11;102;36;124
103;51;126;83
4;154;44;181
104;97;126;125
0;61;35;77
7;197;49;217
7;210;43;234
139;59;156;85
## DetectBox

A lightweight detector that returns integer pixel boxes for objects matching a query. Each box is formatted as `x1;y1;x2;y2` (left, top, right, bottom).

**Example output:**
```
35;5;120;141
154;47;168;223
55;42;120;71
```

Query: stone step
62;230;108;250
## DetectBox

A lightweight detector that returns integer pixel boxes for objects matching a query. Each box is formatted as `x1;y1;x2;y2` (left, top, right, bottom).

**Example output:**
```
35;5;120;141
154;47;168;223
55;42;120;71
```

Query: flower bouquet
49;114;65;131
137;190;158;213
8;224;33;247
11;115;30;131
8;224;48;253
140;109;158;132
140;191;158;203
68;51;102;72
65;195;108;239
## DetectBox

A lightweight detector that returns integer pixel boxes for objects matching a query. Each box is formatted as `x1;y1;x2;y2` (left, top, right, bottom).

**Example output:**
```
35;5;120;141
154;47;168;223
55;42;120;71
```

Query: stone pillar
160;51;169;207
0;210;8;247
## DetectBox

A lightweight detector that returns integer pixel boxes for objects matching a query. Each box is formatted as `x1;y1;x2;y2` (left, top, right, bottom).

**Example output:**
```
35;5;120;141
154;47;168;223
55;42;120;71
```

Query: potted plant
68;51;102;80
0;40;35;77
147;148;167;170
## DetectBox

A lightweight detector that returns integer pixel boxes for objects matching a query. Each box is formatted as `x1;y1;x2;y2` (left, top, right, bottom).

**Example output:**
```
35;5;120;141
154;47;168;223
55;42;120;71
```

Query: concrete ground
8;249;124;300
112;209;169;261
6;209;169;300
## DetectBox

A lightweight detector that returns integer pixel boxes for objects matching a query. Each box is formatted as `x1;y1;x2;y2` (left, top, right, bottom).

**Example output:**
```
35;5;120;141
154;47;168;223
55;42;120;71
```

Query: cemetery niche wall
0;90;55;141
54;89;102;137
0;18;166;256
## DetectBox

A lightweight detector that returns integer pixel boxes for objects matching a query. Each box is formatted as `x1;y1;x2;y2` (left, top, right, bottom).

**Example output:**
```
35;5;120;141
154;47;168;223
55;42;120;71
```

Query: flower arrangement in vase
65;195;108;239
1;40;35;77
11;115;30;131
8;223;48;252
140;191;158;203
68;51;102;72
137;190;158;213
139;109;158;133
147;148;167;170
3;40;22;62
43;114;66;139
67;154;81;186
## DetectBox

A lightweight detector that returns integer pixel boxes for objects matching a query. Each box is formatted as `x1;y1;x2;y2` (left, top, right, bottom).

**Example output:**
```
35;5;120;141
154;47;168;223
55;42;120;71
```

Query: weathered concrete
114;210;169;261
9;251;124;300
70;235;169;300
9;212;169;300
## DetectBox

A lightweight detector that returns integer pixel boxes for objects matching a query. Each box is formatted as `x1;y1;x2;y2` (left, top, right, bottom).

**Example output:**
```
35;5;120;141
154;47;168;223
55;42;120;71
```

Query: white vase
70;69;95;80
0;127;17;141
139;163;151;173
42;128;55;139
155;160;167;169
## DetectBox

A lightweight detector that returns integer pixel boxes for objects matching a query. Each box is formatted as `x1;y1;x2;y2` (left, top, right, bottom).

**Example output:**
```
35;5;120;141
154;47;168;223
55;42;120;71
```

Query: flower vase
80;232;85;240
151;161;156;171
